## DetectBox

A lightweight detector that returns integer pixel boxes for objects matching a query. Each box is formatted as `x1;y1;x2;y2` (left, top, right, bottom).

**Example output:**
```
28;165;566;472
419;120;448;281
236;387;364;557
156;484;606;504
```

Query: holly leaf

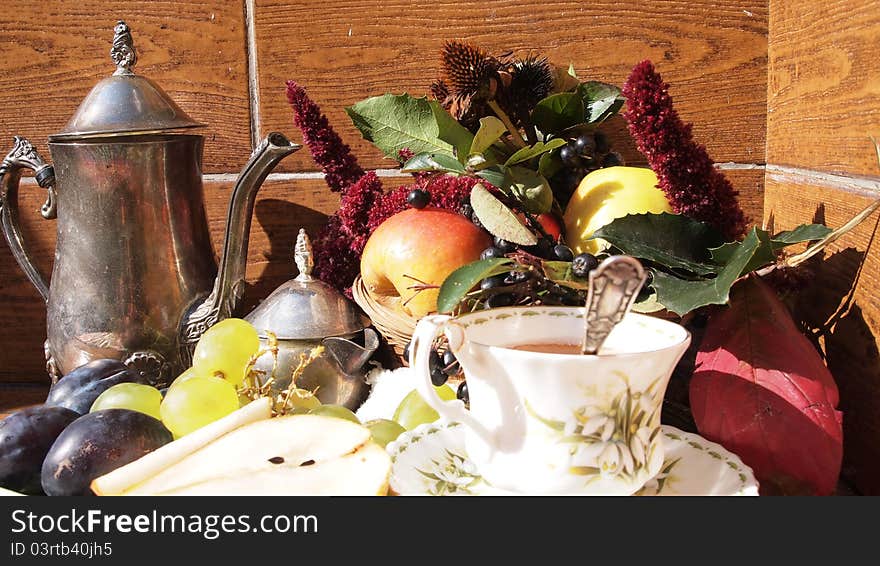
593;213;724;275
531;92;585;134
469;116;507;157
690;275;842;495
346;94;462;158
504;139;566;166
470;184;538;245
437;258;513;314
708;224;830;275
650;227;763;316
772;224;832;246
580;81;625;124
401;153;466;174
709;229;776;275
506;167;553;214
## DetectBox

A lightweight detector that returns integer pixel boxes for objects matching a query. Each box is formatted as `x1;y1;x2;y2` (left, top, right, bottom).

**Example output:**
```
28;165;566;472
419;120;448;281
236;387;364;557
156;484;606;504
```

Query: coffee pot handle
412;315;495;445
0;137;56;301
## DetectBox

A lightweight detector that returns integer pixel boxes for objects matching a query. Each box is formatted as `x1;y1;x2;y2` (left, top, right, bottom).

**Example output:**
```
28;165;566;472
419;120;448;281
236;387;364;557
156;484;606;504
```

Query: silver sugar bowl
245;229;378;409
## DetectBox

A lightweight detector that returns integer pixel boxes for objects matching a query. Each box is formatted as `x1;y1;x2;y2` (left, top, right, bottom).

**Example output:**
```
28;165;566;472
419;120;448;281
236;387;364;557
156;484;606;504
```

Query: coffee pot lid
49;21;204;141
244;229;369;340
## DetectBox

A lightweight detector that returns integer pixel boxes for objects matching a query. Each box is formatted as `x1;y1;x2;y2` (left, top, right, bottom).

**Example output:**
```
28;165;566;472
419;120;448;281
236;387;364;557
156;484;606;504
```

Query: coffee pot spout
181;133;300;351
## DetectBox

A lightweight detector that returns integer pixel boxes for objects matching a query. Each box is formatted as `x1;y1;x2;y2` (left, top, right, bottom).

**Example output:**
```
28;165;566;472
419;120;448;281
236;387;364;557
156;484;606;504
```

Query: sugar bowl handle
0;137;56;301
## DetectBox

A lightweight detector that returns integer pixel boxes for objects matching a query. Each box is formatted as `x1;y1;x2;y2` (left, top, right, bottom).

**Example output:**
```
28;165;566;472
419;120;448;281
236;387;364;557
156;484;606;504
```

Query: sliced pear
92;397;272;496
122;414;382;495
154;442;390;496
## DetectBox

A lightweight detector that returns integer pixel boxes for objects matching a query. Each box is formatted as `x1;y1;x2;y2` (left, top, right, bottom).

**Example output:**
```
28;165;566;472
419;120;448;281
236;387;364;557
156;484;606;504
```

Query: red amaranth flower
622;61;746;240
286;81;364;193
286;81;489;294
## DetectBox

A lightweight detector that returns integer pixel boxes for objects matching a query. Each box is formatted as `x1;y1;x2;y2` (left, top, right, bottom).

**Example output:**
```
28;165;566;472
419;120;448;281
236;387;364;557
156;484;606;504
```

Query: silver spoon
582;255;648;355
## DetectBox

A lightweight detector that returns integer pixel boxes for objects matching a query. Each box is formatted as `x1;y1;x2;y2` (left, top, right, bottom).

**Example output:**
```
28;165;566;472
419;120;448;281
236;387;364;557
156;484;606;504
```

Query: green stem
488;100;527;148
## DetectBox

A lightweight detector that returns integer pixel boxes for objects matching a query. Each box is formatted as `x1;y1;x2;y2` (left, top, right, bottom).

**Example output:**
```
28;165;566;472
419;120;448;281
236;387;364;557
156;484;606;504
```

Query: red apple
361;208;491;317
537;213;563;241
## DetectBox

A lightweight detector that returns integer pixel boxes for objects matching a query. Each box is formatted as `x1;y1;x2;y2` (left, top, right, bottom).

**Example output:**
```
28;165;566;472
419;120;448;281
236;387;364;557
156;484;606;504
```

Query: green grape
168;367;200;391
159;375;240;438
284;388;321;414
393;385;456;430
365;419;406;448
90;383;163;420
307;404;359;423
191;318;260;386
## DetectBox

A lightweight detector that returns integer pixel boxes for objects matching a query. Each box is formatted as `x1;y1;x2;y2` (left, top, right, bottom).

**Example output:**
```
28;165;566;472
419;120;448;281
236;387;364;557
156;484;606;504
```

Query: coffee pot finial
110;20;137;75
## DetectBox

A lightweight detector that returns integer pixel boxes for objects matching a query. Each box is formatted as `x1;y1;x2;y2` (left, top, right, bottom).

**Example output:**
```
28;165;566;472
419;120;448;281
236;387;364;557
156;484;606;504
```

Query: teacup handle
412;315;494;445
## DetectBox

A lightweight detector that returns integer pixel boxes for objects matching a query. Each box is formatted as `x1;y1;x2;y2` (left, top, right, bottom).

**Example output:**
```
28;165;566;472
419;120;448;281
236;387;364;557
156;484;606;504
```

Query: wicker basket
352;276;419;360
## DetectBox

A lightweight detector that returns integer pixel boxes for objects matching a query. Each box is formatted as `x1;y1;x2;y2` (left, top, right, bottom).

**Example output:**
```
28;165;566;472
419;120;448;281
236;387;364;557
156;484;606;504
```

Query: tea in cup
412;307;690;495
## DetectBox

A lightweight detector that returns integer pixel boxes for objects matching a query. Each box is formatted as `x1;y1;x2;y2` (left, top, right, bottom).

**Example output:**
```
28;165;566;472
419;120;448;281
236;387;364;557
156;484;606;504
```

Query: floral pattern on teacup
416;449;483;495
525;374;665;484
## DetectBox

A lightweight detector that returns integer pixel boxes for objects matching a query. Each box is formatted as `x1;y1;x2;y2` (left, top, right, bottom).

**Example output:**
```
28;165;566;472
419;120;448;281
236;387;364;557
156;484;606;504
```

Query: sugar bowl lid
49;20;204;141
245;229;369;340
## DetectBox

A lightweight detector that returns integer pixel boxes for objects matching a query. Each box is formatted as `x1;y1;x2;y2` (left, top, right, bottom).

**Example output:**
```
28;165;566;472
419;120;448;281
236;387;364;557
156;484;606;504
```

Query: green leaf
709;224;829;276
470;183;539;245
651;228;764;316
401;152;466;174
581;81;625;124
475;167;506;188
709;229;776;275
543;260;589;291
532;92;585;135
593;213;724;275
436;258;513;313
538;151;563;179
772;224;832;246
431;100;474;161
345;94;460;158
507;167;553;214
469;116;507;156
504;139;566;166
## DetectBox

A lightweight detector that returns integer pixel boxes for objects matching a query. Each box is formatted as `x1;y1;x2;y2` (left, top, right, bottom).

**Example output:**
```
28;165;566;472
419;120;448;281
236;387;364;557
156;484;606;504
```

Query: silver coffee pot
245;229;378;409
0;21;300;385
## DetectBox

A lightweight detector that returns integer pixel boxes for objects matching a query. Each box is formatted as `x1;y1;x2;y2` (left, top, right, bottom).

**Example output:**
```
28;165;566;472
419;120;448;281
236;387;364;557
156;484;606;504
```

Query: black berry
442;350;459;375
559;145;583;168
504;270;529;285
494;238;517;254
480;247;505;260
457;381;469;404
429;349;447;386
406;188;430;209
480;274;507;291
572;253;599;278
485;293;515;308
553;244;574;262
574;134;597;157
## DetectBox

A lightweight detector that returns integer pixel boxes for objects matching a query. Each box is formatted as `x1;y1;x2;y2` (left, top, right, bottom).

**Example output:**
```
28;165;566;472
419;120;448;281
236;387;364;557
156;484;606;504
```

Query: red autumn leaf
690;275;843;495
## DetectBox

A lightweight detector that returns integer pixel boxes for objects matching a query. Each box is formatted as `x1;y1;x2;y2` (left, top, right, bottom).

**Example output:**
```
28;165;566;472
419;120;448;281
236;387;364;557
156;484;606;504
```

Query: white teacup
412;306;690;495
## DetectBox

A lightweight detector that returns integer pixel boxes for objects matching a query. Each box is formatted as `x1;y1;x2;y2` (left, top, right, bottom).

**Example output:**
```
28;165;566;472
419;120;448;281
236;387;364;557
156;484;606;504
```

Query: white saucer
386;421;759;496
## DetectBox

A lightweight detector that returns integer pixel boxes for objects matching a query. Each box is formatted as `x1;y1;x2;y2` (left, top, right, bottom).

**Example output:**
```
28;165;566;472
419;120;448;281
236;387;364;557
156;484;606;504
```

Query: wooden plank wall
0;0;769;411
766;0;880;494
